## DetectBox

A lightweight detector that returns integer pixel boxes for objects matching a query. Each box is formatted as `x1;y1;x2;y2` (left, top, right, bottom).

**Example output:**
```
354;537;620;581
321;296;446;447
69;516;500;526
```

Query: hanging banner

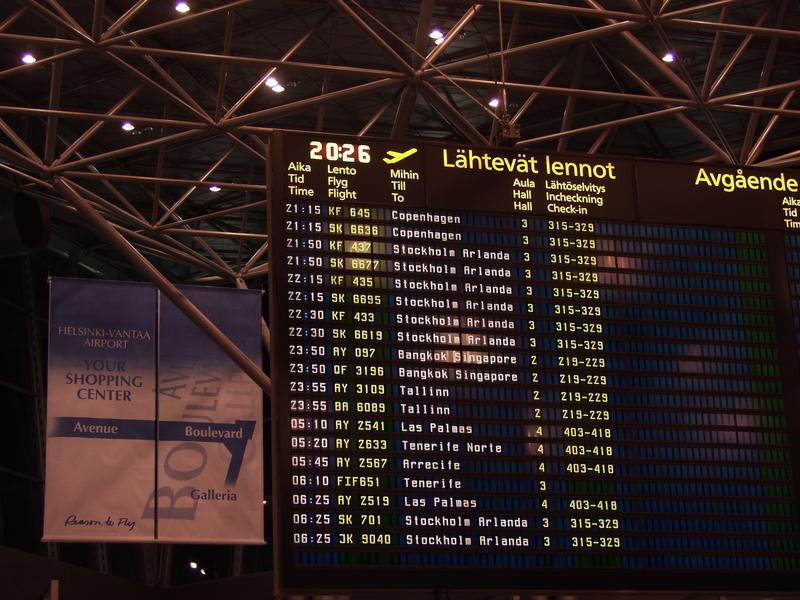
43;279;264;544
154;285;264;544
43;278;157;542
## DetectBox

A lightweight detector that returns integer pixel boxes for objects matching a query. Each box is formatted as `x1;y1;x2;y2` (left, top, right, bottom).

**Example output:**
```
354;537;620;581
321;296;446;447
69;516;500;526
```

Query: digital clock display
309;140;371;164
269;132;800;593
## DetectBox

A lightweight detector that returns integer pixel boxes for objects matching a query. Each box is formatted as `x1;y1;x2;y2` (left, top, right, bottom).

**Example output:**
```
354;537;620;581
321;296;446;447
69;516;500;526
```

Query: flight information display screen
268;132;800;592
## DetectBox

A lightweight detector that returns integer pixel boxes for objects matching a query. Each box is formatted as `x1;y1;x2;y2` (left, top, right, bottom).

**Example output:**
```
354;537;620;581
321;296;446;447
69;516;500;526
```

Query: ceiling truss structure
0;1;797;291
0;0;799;588
0;0;795;393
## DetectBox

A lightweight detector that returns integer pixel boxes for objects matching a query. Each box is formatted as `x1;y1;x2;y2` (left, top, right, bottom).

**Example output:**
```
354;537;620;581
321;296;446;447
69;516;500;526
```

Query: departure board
268;132;800;593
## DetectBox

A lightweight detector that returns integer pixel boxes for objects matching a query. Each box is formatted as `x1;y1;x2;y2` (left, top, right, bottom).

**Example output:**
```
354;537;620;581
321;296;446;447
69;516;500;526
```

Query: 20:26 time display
309;140;371;163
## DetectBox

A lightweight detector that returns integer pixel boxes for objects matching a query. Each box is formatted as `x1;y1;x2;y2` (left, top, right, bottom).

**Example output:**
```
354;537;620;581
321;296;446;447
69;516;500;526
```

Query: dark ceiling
1;0;800;596
0;0;799;283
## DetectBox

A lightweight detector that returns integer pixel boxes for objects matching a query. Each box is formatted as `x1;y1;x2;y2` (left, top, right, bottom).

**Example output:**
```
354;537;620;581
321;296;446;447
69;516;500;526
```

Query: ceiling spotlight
272;84;285;93
434;37;444;46
429;28;444;40
189;561;198;570
488;97;500;108
121;121;135;132
661;51;675;63
175;2;191;13
21;53;36;64
264;76;279;88
209;185;221;192
200;568;207;576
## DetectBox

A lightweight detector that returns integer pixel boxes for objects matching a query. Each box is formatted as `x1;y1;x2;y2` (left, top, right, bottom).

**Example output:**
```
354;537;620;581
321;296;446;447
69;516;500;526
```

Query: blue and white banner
44;279;157;542
43;279;264;544
154;285;263;544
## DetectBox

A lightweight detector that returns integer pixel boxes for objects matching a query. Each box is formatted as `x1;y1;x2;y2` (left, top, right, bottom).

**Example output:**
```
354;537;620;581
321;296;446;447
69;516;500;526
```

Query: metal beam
61;170;265;191
326;0;415;77
358;91;397;136
429;20;645;75
0;7;26;32
100;0;256;45
429;75;694;107
0;104;202;129
422;4;482;68
419;81;489;146
67;177;150;229
658;0;745;19
53;85;143;166
221;14;328;122
517;106;688;146
316;20;337;132
756;148;800;167
391;86;418;140
0;33;404;80
558;46;586;152
18;0;92;43
215;10;235;122
53;176;272;394
241;241;269;276
155;146;236;225
45;2;92;39
719;102;800;120
38;190;234;278
0;140;44;172
662;18;800;41
135;46;211;123
709;79;800;106
739;0;788;163
390;0;434;139
744;91;798;165
0;117;43;166
581;0;692;98
608;0;736;162
91;0;105;40
606;52;731;163
154;199;267;231
700;6;728;100
43;52;63;165
101;51;213;125
51;129;201;173
706;6;772;98
0;48;86;82
223;78;399;128
102;0;151;39
497;0;646;21
510;55;568;126
588;127;614;154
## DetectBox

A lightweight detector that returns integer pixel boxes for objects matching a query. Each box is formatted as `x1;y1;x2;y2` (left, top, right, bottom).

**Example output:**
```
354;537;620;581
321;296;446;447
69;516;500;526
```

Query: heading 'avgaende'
694;167;799;194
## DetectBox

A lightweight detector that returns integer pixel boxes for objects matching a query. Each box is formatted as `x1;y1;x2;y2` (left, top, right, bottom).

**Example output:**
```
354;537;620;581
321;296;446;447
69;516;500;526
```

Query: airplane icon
382;148;418;164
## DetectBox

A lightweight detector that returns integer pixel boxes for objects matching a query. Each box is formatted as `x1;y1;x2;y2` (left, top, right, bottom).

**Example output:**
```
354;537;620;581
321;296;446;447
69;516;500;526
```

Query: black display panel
268;132;800;593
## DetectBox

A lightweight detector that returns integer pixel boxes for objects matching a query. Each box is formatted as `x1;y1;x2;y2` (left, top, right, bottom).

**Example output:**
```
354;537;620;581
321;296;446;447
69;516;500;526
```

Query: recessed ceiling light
488;97;500;108
189;561;198;570
264;76;278;88
21;53;36;64
661;51;675;63
200;568;207;576
434;37;444;46
429;28;443;40
121;121;135;131
272;84;285;93
175;2;190;13
209;185;222;192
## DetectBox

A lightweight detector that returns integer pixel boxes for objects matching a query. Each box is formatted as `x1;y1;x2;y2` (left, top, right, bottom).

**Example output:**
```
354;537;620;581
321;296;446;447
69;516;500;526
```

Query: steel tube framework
0;0;797;419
